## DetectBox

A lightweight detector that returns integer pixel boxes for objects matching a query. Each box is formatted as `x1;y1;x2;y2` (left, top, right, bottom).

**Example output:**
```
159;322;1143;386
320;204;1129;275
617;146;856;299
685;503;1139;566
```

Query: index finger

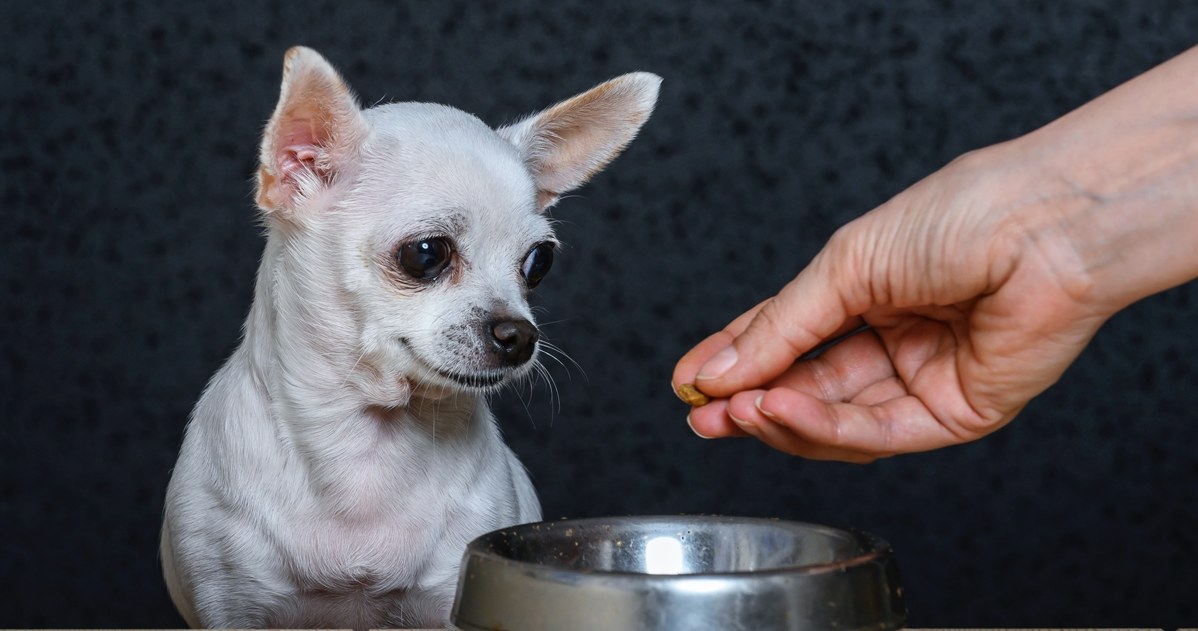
694;243;863;398
672;300;769;391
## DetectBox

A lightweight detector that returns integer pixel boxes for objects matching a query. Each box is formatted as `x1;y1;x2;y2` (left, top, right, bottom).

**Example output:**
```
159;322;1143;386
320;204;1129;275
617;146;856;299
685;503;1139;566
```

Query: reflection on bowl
451;515;906;631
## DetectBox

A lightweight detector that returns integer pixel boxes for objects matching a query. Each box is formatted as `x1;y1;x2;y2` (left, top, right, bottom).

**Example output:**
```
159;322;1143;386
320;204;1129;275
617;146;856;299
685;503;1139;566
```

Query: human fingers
685;329;887;440
760;328;895;403
674;313;866;425
685;398;750;439
720;390;879;462
741;386;979;459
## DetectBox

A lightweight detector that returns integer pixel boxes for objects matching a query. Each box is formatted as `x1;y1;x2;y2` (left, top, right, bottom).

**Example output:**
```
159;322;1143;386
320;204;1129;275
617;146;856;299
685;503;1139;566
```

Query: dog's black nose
490;319;539;365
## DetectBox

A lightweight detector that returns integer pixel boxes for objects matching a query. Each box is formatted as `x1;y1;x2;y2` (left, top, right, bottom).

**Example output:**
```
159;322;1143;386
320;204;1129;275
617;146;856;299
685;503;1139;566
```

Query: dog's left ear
256;46;369;217
498;73;661;210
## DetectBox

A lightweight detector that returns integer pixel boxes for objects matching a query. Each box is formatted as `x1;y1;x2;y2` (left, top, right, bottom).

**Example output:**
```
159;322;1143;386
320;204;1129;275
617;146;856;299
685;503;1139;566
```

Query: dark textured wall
4;0;1197;626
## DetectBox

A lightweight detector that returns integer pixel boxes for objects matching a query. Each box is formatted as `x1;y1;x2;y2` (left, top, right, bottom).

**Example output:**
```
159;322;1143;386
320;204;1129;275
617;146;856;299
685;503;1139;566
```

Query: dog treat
675;383;711;407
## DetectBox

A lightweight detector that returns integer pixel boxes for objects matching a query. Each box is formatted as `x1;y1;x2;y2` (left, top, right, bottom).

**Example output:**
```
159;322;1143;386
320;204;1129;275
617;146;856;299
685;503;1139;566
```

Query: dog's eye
521;242;555;289
398;238;453;280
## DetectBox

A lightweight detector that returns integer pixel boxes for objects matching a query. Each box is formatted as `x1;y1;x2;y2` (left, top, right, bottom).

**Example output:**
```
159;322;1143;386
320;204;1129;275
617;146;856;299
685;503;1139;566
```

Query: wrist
996;58;1198;314
1017;124;1198;313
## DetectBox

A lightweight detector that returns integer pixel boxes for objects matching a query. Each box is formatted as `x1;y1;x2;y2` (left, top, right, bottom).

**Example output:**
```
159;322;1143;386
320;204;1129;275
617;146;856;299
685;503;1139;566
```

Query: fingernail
728;411;752;429
686;414;713;439
754;395;778;421
697;346;738;380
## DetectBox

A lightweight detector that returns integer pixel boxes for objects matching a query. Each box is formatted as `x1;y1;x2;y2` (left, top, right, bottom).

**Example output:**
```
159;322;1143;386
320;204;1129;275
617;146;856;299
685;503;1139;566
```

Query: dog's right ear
256;46;368;217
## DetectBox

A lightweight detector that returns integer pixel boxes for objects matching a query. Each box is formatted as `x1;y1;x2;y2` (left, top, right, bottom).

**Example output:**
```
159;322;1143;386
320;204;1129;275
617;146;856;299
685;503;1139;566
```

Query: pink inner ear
278;145;320;179
275;118;323;179
257;115;328;212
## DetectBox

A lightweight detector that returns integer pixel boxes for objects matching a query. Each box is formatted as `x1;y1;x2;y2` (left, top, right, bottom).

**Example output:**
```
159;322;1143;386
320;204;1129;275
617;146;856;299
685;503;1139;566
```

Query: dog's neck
243;233;482;452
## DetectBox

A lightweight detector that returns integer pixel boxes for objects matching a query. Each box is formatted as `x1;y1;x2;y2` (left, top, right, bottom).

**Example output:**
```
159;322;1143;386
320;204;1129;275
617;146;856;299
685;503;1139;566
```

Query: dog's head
253;47;659;400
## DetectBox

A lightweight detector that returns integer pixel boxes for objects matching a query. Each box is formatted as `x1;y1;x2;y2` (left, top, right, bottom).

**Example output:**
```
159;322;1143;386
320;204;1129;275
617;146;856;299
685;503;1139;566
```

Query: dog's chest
274;500;454;626
280;452;457;593
291;517;421;589
279;543;416;628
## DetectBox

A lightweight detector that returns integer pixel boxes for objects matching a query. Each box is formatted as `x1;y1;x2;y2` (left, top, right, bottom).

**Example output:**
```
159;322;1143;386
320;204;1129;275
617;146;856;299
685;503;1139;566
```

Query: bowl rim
461;514;895;580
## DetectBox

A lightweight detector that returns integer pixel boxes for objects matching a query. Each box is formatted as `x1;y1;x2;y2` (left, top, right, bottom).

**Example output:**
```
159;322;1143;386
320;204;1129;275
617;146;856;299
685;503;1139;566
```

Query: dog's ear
256;46;368;216
498;72;661;210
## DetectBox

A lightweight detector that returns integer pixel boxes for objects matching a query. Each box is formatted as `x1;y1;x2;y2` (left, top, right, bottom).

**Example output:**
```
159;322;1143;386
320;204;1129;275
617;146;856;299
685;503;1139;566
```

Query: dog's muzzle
489;318;539;366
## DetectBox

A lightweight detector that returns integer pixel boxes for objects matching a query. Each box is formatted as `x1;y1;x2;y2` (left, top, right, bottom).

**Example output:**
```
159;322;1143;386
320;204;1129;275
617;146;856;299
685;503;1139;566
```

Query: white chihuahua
160;46;659;629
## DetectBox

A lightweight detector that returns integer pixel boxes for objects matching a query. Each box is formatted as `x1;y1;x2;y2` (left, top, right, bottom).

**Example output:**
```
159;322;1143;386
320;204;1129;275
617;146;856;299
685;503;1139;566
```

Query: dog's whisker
537;360;562;419
537;360;560;421
538;340;587;382
512;372;539;430
538;349;571;375
335;346;369;394
530;345;575;422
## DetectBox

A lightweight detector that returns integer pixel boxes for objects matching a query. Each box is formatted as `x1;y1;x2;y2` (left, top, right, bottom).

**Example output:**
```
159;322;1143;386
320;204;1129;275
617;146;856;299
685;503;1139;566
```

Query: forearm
1009;44;1198;313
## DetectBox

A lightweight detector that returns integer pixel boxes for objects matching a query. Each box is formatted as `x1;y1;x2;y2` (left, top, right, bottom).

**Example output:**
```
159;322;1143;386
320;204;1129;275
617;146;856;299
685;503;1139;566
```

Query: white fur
160;47;659;629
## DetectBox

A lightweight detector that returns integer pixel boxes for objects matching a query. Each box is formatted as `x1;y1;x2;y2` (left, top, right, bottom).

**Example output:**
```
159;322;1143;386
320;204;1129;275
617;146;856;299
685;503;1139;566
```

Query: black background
4;0;1198;627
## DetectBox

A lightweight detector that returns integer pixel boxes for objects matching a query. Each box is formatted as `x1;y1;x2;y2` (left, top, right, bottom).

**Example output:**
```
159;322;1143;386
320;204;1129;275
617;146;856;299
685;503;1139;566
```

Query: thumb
694;242;860;397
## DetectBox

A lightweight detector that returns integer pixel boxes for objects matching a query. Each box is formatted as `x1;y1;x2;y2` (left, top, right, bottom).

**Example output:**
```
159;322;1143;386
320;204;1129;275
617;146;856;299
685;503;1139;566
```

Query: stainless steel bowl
451;515;906;631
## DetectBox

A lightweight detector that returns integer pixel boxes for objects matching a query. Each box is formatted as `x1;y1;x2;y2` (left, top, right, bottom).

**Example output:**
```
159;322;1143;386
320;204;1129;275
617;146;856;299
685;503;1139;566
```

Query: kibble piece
675;383;711;407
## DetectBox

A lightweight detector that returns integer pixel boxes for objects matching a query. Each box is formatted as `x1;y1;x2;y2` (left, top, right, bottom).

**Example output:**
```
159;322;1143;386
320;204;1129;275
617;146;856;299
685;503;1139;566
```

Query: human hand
673;141;1117;462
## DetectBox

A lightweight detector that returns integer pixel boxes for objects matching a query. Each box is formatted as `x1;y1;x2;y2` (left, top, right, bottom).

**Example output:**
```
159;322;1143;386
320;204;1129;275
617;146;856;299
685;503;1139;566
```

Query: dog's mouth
432;366;508;389
399;337;518;391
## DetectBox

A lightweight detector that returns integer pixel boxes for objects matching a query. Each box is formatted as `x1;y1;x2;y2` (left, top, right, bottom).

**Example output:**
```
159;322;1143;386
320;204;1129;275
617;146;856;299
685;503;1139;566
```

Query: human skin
673;45;1198;463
